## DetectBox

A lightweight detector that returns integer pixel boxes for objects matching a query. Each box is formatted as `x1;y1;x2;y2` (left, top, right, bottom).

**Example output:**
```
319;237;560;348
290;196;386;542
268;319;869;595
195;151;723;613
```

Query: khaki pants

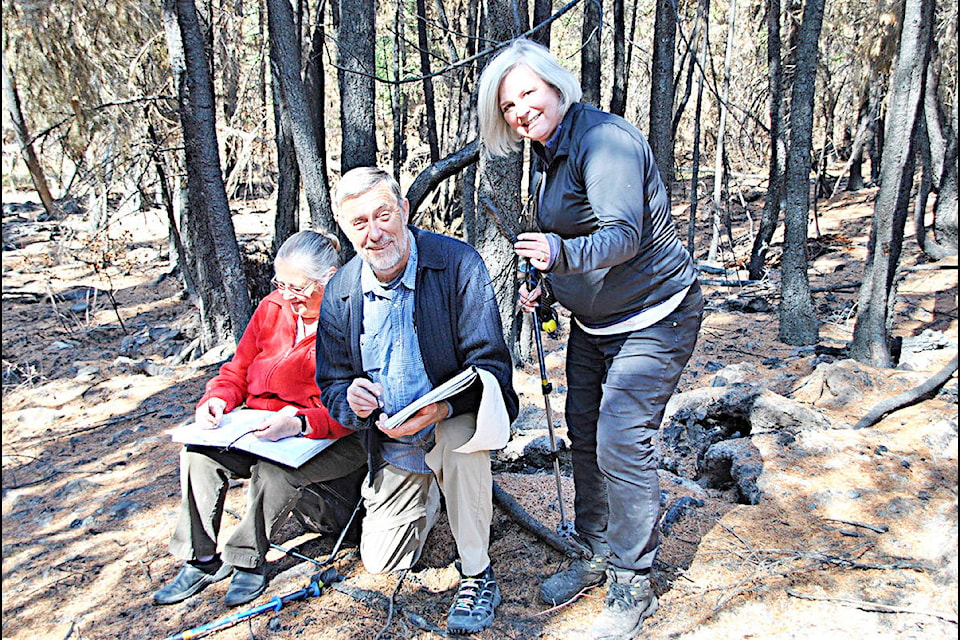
360;413;492;577
168;434;366;569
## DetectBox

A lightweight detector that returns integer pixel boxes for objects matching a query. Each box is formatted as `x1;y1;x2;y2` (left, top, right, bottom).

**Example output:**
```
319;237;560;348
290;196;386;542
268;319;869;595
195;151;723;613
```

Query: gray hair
274;230;341;280
334;166;403;214
477;39;582;157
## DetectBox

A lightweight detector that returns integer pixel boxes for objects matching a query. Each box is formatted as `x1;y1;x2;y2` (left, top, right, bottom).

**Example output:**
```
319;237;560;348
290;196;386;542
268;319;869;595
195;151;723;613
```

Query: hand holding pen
346;378;386;421
195;397;228;429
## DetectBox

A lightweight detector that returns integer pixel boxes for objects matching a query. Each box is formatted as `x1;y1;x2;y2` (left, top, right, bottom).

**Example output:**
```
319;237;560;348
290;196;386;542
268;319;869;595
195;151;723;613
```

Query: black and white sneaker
446;564;501;635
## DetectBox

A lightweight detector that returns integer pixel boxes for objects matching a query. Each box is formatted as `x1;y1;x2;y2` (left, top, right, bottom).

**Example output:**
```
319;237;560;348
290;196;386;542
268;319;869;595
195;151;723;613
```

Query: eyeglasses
271;277;316;296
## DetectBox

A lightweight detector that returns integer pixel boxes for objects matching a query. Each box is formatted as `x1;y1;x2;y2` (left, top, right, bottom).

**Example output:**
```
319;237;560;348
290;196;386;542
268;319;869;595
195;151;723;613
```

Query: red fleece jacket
198;290;352;440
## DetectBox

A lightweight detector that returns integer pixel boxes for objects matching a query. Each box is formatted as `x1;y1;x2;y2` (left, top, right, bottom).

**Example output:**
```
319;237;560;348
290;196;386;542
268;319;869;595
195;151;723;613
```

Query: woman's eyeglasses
270;277;316;296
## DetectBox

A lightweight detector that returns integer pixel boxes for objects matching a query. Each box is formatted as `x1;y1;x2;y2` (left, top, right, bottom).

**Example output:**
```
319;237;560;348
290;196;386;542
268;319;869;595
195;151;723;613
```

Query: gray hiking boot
539;554;608;605
588;568;658;639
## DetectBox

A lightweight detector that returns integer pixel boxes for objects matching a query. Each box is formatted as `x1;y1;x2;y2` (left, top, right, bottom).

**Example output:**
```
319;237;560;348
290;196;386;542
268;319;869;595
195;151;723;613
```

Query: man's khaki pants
360;413;492;577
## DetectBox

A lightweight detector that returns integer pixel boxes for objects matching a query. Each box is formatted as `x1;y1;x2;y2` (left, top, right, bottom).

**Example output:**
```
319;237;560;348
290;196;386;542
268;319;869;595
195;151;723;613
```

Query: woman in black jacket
478;38;703;640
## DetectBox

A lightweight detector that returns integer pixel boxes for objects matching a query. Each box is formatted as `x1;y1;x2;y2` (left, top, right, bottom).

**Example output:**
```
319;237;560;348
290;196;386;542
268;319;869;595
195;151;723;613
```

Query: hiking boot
540;554;608;605
224;565;268;607
153;556;233;605
446;564;501;635
588;568;658;639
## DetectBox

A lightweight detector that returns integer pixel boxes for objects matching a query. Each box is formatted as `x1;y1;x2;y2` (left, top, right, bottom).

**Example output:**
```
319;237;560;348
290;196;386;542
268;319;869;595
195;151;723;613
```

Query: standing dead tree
707;0;737;263
163;0;252;348
2;51;57;217
338;0;377;171
266;0;337;238
649;0;677;199
746;0;786;280
777;0;825;346
850;0;935;367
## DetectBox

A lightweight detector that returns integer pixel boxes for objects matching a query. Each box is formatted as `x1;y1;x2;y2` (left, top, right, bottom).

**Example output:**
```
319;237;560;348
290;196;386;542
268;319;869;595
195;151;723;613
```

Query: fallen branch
822;517;889;534
492;481;590;559
901;263;958;271
786;589;958;623
854;354;958;429
698;278;761;287
811;282;862;292
168;337;201;366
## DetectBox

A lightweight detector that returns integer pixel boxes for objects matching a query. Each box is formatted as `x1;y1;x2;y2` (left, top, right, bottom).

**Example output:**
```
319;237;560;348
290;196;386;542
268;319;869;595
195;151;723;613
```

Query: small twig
822;517;889;534
719;523;760;565
401;609;445;635
5;471;60;490
811;282;863;293
60;618;76;640
168;337;201;365
374;569;407;640
138;558;153;583
786;589;958;623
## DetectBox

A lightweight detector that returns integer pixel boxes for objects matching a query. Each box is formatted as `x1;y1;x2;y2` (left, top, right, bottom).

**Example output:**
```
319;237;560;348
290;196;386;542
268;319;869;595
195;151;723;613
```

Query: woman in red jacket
153;231;366;609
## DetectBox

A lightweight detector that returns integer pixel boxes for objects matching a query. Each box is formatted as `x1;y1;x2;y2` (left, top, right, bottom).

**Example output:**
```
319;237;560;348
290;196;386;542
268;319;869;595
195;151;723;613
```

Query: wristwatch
297;414;309;436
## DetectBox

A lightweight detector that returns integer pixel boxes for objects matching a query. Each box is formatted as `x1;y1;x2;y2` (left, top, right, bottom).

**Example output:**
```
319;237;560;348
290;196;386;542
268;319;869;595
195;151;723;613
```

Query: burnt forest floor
2;184;957;639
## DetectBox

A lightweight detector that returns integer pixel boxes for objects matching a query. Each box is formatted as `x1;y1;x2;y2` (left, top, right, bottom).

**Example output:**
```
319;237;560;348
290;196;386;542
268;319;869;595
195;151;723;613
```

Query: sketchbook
381;367;480;431
380;366;511;454
166;409;335;468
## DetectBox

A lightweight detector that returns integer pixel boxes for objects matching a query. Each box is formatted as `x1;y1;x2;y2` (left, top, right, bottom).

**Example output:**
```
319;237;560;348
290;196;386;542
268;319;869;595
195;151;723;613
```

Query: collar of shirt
360;228;418;299
533;121;565;167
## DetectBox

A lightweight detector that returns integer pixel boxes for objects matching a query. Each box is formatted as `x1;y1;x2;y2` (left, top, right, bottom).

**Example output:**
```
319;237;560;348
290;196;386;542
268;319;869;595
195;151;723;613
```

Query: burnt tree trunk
921;68;958;259
931;84;958;256
687;0;710;258
164;0;253;348
266;0;337;238
270;48;301;253
304;0;331;189
339;0;377;171
2;52;57;218
649;0;677;199
850;0;934;366
609;0;628;117
531;0;553;45
580;0;601;107
416;0;440;164
478;6;526;361
777;0;824;346
747;0;785;280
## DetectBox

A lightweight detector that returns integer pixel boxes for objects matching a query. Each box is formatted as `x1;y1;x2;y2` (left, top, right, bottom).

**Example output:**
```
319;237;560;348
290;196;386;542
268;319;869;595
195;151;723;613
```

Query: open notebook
167;409;335;468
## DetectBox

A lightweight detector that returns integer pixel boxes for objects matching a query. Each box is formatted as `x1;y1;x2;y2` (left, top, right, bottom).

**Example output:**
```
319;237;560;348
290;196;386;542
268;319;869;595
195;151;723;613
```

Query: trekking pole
163;568;343;640
225;494;362;569
522;259;576;539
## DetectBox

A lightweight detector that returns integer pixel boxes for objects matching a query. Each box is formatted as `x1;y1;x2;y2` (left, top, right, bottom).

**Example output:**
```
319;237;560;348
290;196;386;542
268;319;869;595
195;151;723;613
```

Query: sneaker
153;557;232;605
588;568;658;639
446;564;502;635
224;565;269;607
540;554;608;605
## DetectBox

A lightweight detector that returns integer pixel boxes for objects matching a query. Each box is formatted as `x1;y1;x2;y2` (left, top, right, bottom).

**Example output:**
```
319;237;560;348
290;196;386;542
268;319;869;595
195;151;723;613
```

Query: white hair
334;166;403;214
477;39;582;157
274;230;341;279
